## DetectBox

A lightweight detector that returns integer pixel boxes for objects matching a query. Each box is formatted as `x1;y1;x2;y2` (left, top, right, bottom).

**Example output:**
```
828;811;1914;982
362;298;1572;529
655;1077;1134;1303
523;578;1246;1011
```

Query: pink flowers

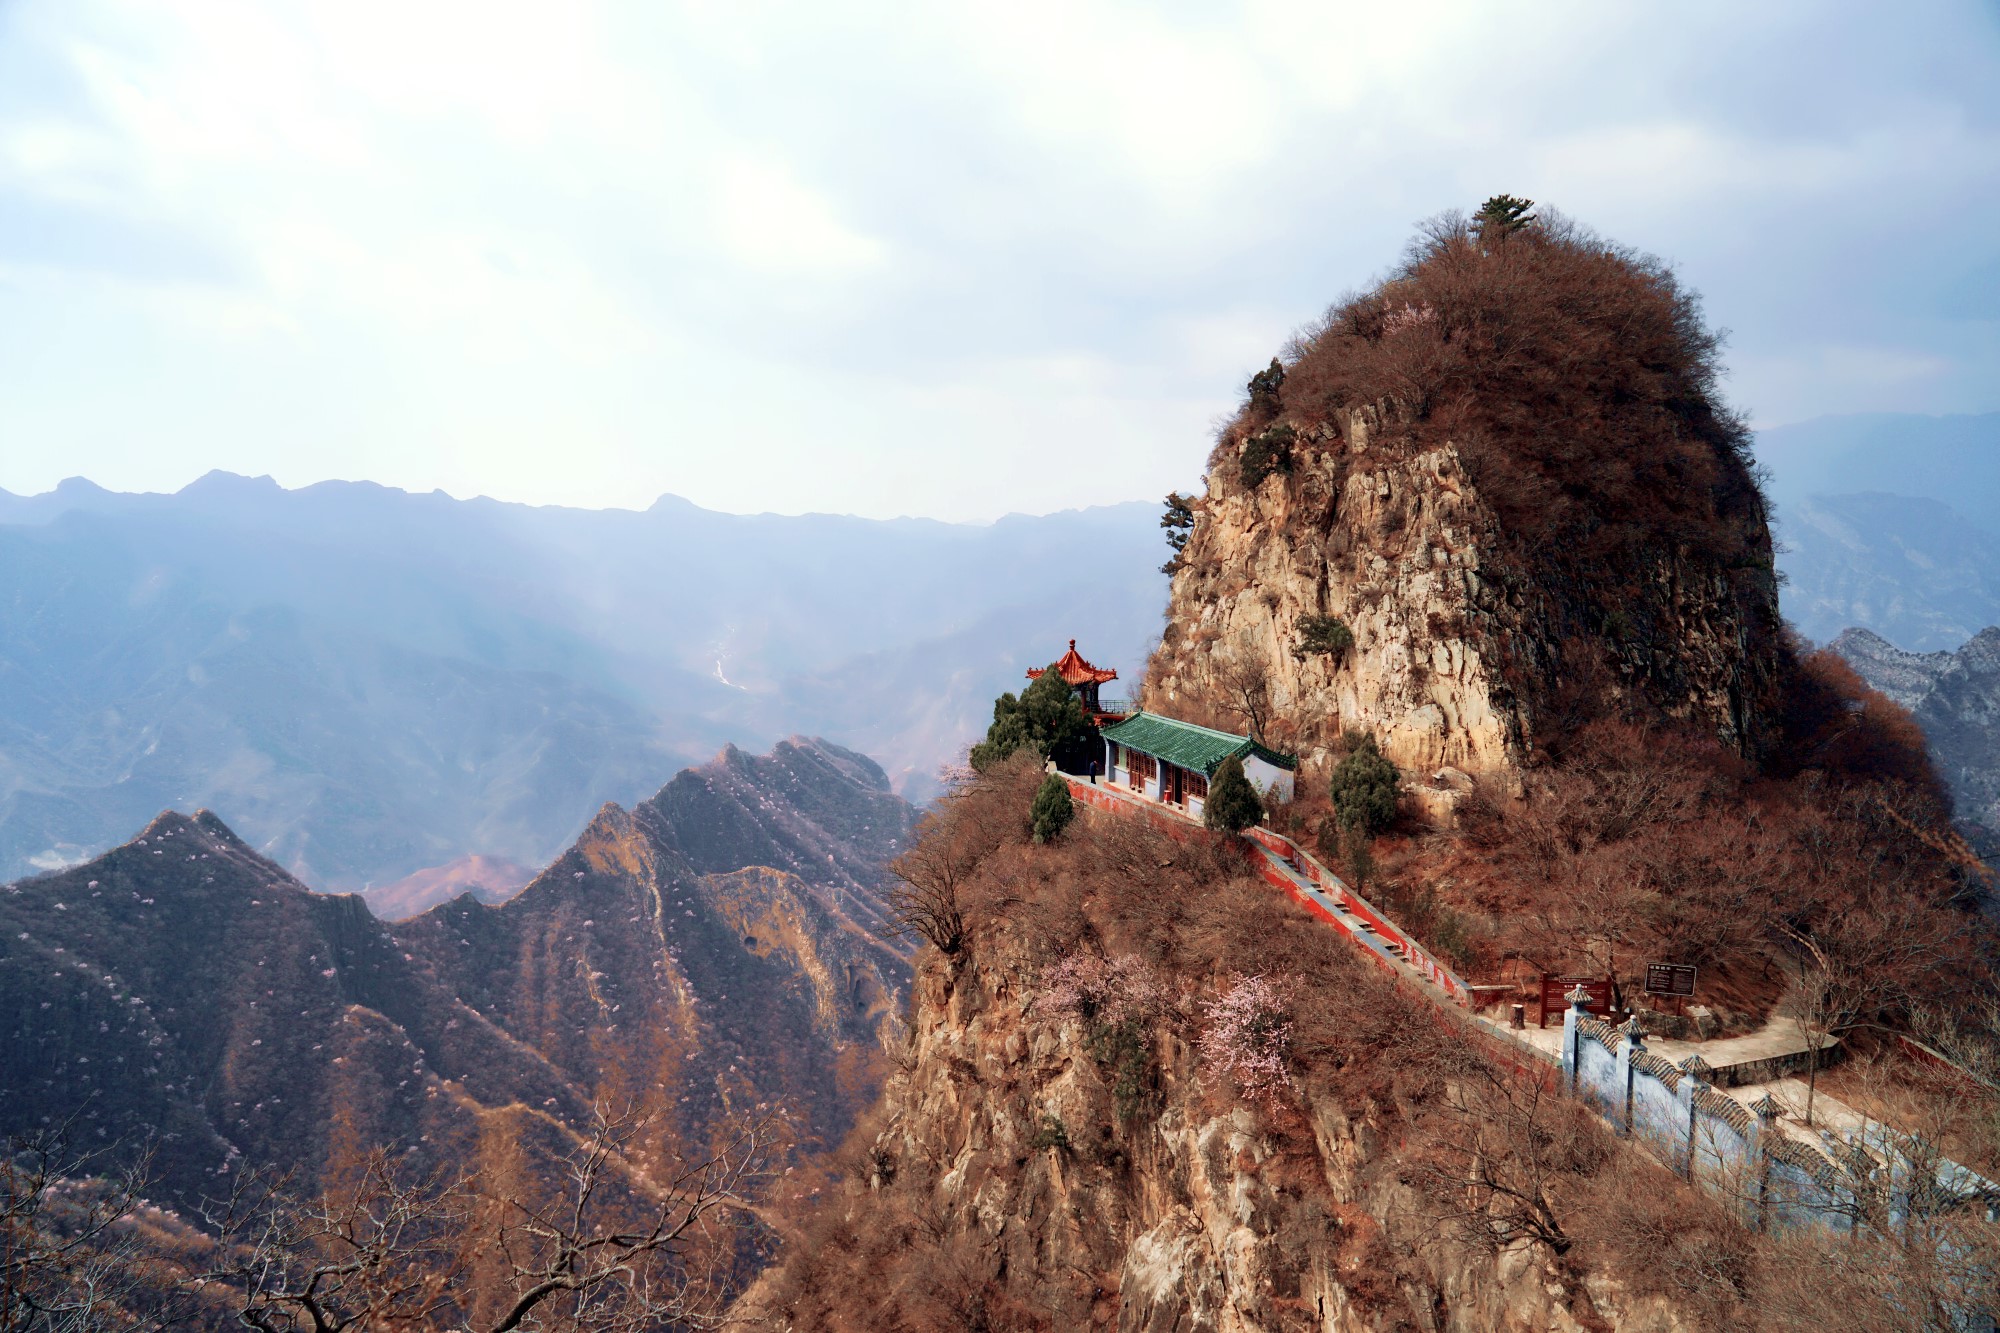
1198;974;1293;1104
1382;301;1438;337
1037;951;1165;1027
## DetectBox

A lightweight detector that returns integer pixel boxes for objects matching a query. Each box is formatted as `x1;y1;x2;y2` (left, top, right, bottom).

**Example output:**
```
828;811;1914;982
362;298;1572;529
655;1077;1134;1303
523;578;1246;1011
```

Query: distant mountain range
3;410;1993;889
1751;413;2000;849
1757;411;2000;650
0;475;1165;887
0;737;913;1213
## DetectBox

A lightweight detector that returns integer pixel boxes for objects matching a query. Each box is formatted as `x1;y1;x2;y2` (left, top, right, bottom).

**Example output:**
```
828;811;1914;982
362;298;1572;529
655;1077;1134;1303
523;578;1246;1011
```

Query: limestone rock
744;918;1706;1330
1144;411;1784;787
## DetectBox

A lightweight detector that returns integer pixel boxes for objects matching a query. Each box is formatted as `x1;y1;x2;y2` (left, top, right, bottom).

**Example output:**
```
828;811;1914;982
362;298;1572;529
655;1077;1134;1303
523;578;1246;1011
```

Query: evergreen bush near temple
1203;755;1263;833
1328;734;1399;837
1030;772;1076;844
971;662;1093;771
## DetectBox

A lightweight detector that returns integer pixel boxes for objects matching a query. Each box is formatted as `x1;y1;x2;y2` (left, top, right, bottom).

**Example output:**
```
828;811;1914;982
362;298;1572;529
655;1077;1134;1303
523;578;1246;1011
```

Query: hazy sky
2;2;1996;521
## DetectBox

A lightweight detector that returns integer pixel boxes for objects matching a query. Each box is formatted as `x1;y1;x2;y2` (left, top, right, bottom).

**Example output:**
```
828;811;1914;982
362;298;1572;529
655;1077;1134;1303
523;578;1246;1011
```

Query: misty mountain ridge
0;474;1165;886
6;409;1996;889
1757;411;2000;649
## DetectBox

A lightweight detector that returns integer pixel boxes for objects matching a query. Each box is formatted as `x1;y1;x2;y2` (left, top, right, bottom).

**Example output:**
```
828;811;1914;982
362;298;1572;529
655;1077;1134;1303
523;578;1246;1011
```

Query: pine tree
1473;194;1536;242
1328;734;1399;838
1246;357;1285;414
970;663;1093;771
1030;772;1076;844
1292;615;1354;660
1203;756;1263;833
1160;492;1196;573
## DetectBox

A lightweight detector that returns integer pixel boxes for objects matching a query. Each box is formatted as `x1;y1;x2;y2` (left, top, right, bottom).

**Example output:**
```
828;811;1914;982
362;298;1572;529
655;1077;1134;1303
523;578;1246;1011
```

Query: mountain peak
135;809;197;837
180;470;283;496
129;808;257;856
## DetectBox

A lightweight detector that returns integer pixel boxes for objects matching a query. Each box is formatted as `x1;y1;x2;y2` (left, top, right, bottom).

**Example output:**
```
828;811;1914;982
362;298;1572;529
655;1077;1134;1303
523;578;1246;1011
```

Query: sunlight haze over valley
3;5;1999;1330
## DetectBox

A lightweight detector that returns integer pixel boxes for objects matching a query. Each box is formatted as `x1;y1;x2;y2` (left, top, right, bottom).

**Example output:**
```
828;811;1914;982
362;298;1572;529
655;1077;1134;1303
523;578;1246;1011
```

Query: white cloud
0;0;1993;518
27;847;89;871
713;154;886;277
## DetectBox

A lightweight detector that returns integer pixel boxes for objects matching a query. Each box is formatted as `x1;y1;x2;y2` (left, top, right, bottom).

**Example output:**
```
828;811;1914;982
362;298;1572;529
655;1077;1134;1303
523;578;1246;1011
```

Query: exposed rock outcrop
1145;404;1783;783
1833;625;2000;843
747;875;1697;1331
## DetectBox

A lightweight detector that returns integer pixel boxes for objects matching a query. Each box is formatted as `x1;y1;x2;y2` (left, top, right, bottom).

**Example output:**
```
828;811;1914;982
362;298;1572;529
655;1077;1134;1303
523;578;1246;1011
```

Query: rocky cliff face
747;864;1696;1332
1833;626;2000;842
0;737;915;1211
1145;405;1783;784
744;763;1719;1331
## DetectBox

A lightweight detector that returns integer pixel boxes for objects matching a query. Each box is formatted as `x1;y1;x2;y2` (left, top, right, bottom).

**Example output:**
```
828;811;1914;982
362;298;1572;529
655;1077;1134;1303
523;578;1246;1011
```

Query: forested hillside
0;738;913;1217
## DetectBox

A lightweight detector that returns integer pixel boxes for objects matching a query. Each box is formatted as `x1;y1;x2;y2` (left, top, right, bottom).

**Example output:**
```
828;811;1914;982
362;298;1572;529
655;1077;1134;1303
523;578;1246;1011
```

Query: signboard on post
1643;962;1696;1016
1538;976;1613;1028
1644;963;1697;998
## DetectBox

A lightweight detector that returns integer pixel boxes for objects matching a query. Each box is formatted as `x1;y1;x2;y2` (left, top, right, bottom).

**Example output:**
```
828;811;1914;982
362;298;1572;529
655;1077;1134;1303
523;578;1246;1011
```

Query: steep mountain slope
746;765;1735;1332
399;738;917;1153
0;477;1162;885
0;809;591;1211
1145;224;1783;777
1833;626;2000;842
0;737;914;1214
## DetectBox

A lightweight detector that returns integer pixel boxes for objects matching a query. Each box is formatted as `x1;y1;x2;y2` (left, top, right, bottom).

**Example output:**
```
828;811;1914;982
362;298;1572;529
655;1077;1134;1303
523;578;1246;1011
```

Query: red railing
1063;775;1474;1006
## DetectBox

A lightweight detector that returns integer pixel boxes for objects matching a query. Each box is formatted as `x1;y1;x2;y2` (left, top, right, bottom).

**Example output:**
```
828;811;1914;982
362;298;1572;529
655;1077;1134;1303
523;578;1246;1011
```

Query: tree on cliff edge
971;665;1092;771
1030;772;1075;844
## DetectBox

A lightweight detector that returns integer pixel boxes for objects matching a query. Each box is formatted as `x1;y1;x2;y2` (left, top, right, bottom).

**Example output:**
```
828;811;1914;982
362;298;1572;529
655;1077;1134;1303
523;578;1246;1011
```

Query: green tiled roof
1100;712;1297;775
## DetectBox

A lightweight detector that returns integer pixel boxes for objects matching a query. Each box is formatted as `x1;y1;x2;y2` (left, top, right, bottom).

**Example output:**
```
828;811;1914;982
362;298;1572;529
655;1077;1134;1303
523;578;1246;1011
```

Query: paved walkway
1509;1014;1836;1078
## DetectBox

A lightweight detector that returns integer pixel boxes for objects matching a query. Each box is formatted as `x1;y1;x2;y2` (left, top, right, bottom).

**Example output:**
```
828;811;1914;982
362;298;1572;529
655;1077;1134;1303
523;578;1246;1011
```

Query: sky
1;2;1996;522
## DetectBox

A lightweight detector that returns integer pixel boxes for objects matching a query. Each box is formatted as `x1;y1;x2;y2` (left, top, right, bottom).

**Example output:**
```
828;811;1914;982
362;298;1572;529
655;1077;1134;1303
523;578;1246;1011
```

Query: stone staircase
1061;774;1472;1006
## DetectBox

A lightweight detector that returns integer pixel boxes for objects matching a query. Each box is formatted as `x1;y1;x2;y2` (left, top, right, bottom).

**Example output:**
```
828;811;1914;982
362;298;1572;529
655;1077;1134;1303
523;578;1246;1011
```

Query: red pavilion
1027;640;1129;722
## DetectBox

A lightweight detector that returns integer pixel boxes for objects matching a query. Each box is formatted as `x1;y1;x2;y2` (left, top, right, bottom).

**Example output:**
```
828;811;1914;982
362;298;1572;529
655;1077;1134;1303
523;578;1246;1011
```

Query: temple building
1100;713;1297;819
1025;641;1296;817
1027;640;1129;722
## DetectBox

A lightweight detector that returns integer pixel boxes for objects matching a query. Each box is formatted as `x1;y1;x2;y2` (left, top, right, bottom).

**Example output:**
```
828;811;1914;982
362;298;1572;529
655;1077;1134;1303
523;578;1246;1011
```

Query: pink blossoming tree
1199;974;1294;1105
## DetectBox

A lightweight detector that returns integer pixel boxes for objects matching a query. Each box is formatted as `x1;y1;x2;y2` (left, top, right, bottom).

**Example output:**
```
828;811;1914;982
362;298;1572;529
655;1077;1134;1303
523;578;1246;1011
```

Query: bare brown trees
199;1106;775;1333
0;1117;184;1333
1401;1030;1611;1258
1215;656;1272;743
1751;1059;2000;1333
1771;783;1972;1125
884;758;1025;955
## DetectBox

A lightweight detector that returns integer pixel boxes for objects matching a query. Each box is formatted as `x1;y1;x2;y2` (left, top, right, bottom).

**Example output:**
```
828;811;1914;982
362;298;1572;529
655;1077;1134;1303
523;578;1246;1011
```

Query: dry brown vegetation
1197;207;1792;763
1224;208;1767;572
0;1104;781;1333
751;759;1999;1330
1285;645;1996;1049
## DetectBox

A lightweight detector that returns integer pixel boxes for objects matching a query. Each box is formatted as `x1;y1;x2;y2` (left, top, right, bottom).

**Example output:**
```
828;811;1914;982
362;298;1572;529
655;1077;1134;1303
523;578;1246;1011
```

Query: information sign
1538;976;1613;1028
1644;963;1697;998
